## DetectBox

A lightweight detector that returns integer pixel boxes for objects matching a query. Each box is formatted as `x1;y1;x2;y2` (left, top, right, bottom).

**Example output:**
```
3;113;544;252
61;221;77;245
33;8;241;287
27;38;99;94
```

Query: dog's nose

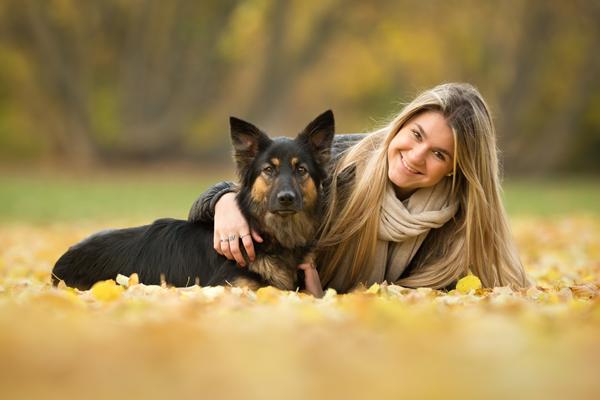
277;191;296;207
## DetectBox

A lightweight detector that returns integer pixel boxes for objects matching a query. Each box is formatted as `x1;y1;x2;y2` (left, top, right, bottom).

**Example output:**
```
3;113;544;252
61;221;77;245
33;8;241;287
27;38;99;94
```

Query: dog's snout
277;190;296;206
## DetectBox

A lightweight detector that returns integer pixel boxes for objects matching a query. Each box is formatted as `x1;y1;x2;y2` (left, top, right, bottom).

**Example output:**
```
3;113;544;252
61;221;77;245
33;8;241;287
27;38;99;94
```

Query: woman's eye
433;151;445;161
412;130;422;140
263;166;274;175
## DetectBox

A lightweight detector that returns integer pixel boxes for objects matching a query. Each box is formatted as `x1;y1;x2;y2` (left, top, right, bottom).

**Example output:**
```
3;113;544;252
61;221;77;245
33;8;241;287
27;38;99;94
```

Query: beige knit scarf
366;178;459;285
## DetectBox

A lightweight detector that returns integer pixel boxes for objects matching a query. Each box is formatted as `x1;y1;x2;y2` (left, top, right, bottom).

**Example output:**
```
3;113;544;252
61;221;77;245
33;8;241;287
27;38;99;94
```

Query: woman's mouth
400;154;422;175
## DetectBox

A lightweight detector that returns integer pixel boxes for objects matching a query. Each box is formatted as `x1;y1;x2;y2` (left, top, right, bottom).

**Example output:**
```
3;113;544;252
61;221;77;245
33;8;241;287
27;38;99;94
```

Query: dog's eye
263;166;274;176
296;166;307;175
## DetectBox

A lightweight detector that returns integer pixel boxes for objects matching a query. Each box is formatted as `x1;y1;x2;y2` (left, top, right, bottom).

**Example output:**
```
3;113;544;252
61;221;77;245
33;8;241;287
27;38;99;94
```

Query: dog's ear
297;109;335;167
230;117;271;173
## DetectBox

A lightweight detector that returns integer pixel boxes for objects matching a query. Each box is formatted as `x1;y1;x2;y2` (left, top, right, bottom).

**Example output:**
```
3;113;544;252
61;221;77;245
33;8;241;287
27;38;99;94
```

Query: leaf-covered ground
1;216;599;400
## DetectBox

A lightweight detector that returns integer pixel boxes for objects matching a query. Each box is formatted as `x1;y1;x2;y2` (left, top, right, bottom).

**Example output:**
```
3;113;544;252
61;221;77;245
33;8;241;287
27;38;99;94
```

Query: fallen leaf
91;279;124;302
456;274;482;294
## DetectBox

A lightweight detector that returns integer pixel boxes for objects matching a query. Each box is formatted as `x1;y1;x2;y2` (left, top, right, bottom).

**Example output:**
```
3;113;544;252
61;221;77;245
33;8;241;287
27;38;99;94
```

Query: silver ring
240;233;251;239
220;238;228;243
228;235;237;241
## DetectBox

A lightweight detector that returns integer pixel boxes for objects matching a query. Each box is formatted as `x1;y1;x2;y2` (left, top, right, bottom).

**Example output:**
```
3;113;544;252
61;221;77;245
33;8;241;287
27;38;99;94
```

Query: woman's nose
407;144;427;165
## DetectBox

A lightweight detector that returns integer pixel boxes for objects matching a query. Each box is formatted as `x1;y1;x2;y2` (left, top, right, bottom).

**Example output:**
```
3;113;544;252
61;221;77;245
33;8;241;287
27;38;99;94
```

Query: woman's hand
213;192;263;266
298;258;324;298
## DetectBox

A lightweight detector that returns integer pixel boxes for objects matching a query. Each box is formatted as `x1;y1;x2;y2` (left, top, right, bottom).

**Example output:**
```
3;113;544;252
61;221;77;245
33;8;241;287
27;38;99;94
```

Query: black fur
52;110;335;291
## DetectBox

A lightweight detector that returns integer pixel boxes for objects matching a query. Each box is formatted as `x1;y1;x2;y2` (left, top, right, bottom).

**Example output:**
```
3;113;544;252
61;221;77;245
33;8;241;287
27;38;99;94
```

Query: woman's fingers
241;233;255;263
214;227;255;265
297;262;324;298
220;236;234;260
228;234;246;267
213;192;253;264
220;228;260;266
251;229;263;243
214;231;251;265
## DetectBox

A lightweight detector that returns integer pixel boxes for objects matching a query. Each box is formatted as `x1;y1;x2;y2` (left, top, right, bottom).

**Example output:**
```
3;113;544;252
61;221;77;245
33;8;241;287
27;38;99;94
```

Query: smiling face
387;111;455;199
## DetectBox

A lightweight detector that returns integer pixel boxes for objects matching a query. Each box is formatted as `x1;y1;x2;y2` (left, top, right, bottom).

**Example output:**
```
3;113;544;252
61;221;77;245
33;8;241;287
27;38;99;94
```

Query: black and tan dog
51;111;334;291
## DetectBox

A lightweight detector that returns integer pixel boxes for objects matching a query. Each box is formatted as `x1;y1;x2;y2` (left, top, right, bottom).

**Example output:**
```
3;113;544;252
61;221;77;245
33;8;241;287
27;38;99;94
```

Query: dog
51;110;335;291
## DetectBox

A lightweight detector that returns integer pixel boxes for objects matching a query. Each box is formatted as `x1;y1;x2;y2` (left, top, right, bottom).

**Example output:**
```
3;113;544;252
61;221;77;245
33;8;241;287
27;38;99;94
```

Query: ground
0;175;599;399
0;216;598;400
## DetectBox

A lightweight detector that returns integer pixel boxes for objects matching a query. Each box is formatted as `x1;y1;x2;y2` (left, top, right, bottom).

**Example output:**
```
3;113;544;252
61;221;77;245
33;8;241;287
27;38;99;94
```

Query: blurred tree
244;0;344;124
497;0;600;175
0;0;598;174
1;0;238;163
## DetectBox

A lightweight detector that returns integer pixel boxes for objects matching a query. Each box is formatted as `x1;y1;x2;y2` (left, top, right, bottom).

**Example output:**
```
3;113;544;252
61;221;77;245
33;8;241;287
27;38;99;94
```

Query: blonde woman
189;83;531;296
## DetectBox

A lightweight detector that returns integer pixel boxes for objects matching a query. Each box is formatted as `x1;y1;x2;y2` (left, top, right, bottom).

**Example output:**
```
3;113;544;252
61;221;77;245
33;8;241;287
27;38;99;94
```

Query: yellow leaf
544;268;562;282
456;275;482;294
128;273;139;286
366;283;380;294
256;286;281;303
581;274;596;283
91;280;124;302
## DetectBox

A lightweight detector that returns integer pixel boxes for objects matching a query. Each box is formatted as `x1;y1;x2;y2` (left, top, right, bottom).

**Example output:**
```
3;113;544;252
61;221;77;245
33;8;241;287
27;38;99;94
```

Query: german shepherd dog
52;110;334;291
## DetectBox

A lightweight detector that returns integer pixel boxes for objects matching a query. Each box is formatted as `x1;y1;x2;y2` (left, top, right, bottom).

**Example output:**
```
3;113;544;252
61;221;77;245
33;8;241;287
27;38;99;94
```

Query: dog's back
53;219;225;289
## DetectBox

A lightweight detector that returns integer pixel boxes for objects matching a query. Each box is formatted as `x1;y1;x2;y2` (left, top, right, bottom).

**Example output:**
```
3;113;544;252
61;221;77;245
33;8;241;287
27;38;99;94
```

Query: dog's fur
51;110;335;291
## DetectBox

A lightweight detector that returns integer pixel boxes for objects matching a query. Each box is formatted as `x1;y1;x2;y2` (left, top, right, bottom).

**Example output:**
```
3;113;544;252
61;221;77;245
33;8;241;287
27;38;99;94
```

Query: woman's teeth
402;156;420;174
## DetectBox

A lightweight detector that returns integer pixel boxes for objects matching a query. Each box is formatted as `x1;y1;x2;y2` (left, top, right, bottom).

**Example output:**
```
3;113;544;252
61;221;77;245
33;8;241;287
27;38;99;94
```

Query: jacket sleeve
187;133;367;222
187;181;238;222
331;134;365;162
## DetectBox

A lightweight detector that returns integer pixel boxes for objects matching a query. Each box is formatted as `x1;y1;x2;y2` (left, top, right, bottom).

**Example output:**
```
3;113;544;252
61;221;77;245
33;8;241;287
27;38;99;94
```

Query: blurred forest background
0;0;599;176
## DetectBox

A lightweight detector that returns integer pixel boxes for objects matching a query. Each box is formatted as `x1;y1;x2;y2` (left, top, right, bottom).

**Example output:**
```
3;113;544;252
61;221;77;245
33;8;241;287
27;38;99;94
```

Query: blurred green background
0;0;599;221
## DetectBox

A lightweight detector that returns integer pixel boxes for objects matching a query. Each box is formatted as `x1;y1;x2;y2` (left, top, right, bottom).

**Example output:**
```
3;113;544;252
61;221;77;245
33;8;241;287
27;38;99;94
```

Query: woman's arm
331;133;366;161
213;192;263;266
188;181;238;223
187;181;262;266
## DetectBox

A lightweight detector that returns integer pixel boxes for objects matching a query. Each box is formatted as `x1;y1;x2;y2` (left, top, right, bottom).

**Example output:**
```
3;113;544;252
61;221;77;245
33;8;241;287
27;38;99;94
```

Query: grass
503;178;600;216
0;172;598;223
0;172;222;223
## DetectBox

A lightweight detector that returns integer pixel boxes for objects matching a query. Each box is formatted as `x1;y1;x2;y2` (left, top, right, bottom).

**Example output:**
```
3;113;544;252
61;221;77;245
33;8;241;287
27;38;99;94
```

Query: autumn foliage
0;216;599;399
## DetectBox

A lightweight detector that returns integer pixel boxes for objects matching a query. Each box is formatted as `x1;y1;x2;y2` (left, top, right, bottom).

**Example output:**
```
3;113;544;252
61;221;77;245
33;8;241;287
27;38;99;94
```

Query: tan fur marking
302;177;318;208
249;256;295;290
251;175;269;203
232;277;262;290
270;158;280;167
290;157;299;168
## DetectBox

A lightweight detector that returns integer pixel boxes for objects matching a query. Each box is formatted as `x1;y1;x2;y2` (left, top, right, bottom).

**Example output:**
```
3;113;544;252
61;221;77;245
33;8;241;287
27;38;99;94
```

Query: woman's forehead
407;112;454;149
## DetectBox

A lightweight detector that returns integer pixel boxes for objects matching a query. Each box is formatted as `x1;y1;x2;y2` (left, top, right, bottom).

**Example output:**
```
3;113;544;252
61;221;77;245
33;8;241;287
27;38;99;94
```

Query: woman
188;83;531;296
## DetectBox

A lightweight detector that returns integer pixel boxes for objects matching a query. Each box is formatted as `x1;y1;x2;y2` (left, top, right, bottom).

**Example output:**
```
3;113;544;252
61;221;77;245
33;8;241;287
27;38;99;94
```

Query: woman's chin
389;168;412;189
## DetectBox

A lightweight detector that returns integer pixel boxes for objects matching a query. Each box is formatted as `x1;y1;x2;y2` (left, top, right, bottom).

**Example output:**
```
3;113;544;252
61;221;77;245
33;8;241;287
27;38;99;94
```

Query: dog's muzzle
270;190;302;216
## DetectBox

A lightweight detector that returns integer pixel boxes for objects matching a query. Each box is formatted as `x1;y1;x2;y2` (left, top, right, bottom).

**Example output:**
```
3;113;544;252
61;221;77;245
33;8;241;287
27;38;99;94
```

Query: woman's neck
393;185;416;201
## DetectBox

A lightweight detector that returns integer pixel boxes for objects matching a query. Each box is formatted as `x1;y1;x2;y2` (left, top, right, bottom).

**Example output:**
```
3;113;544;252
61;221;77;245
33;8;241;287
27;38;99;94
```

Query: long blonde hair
317;83;530;291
